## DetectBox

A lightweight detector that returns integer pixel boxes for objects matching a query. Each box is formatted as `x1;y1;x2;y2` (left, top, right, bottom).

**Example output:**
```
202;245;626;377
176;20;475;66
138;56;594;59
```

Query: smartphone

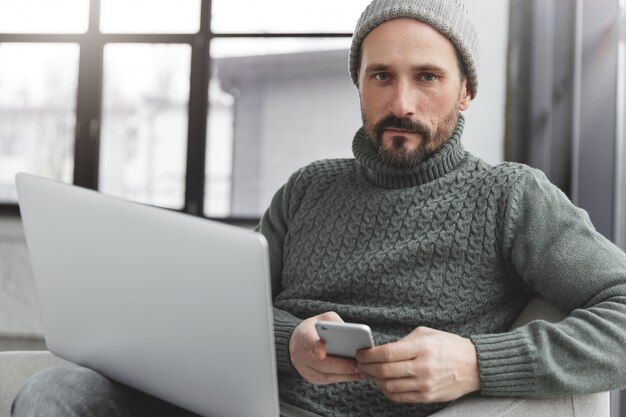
315;321;375;358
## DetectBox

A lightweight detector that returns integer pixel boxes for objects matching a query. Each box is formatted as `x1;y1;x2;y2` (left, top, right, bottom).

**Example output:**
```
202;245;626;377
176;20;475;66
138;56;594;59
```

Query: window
0;0;89;34
205;1;371;217
0;0;368;218
100;43;191;209
100;0;200;34
0;43;79;202
206;37;360;217
211;0;370;33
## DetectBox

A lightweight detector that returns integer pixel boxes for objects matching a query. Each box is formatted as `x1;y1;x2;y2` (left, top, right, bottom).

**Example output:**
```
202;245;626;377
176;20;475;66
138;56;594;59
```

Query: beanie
349;0;479;99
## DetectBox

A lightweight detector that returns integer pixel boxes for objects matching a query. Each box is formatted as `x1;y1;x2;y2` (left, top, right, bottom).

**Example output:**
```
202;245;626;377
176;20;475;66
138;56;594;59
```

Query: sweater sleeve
256;168;307;376
470;168;626;397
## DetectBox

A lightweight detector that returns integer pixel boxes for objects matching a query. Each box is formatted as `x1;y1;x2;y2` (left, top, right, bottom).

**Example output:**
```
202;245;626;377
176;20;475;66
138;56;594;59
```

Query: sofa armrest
430;393;610;416
431;297;611;416
0;351;68;417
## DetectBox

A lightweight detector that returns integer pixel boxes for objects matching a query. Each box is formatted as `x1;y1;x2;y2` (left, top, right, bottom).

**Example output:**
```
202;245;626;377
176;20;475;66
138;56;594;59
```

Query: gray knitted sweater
257;116;626;417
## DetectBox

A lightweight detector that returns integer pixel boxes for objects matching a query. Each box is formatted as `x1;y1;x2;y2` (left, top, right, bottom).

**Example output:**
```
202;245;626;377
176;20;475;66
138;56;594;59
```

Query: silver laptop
16;173;319;417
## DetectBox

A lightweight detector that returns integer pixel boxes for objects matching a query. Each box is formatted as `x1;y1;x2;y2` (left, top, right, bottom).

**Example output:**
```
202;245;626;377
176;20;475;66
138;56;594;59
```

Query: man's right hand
289;311;365;385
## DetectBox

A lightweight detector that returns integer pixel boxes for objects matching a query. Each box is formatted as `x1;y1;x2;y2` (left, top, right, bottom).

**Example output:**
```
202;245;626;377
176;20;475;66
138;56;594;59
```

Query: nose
388;79;415;117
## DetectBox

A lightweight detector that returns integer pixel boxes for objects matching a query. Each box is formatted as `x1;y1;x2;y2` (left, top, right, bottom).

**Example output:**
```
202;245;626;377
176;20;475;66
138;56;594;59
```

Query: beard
362;105;460;168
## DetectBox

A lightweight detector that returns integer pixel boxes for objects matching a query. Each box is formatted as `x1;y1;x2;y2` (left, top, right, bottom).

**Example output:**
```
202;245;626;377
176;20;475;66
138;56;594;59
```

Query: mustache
373;115;433;142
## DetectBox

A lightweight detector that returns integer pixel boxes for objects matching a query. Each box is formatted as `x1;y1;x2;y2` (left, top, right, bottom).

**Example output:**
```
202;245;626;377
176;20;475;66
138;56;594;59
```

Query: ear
458;78;472;111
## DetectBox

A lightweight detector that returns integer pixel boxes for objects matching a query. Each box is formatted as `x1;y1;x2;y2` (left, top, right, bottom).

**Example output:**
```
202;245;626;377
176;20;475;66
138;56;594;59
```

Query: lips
385;128;417;134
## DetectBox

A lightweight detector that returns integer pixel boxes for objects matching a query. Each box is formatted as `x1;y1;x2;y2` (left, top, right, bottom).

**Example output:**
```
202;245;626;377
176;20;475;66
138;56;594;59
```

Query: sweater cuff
273;308;302;375
470;329;537;397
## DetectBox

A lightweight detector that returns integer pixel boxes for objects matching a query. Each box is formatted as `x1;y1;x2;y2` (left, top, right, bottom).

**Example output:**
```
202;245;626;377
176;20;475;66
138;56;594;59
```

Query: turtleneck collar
352;114;468;189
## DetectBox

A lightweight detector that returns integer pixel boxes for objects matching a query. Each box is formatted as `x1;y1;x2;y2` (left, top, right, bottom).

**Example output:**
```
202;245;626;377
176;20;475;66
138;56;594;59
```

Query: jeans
12;365;200;417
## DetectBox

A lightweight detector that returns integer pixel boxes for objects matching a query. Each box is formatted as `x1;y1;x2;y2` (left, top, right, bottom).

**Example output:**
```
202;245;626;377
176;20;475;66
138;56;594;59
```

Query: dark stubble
362;104;460;168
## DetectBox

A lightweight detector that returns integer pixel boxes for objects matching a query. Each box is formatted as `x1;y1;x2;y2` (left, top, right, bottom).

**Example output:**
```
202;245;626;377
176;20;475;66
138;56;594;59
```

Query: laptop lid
16;173;281;417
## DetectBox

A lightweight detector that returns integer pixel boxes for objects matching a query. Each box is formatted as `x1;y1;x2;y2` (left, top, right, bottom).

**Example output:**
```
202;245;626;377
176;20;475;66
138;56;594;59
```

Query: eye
420;73;438;82
373;73;391;82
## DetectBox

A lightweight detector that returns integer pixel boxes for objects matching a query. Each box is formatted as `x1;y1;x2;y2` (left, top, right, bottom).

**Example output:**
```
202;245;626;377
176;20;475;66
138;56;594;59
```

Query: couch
0;298;610;417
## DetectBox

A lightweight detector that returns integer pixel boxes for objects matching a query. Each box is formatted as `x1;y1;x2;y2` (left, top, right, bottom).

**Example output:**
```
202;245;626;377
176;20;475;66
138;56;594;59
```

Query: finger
370;376;423;394
316;311;344;323
304;367;367;384
382;390;435;404
298;325;324;353
300;331;326;360
358;360;417;379
321;372;366;383
313;340;327;360
356;340;416;364
310;355;361;375
301;312;344;353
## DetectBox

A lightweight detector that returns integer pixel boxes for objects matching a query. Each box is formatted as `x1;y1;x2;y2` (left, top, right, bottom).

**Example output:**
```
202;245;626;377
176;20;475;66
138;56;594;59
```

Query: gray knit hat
349;0;479;99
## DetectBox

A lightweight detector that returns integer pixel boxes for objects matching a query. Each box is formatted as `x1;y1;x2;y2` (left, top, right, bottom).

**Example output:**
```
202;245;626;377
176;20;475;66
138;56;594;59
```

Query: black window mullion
73;0;103;190
184;0;211;216
212;32;353;38
101;33;196;43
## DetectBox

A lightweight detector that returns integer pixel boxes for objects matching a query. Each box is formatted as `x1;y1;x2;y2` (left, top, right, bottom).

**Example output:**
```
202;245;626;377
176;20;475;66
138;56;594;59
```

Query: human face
358;18;472;167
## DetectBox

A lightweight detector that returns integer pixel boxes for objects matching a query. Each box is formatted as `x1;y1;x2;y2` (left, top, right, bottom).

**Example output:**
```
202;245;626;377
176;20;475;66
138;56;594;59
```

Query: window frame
0;0;354;222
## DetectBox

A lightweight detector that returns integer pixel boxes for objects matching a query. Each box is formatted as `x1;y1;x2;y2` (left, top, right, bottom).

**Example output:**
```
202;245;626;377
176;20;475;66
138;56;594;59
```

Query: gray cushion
0;351;67;417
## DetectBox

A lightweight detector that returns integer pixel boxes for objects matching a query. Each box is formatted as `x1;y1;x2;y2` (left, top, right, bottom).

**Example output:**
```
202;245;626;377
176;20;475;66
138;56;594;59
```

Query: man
260;0;626;415
12;0;626;416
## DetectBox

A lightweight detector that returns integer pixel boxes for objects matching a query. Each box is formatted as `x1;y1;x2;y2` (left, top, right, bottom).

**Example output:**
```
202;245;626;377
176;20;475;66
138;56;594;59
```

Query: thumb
313;340;327;360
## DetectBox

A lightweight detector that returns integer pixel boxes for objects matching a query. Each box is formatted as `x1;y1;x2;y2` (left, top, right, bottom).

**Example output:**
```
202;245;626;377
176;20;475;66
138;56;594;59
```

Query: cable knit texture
258;116;626;417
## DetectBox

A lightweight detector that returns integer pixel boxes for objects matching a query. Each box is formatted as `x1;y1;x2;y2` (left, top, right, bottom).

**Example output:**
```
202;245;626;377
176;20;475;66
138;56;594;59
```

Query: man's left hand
355;326;480;403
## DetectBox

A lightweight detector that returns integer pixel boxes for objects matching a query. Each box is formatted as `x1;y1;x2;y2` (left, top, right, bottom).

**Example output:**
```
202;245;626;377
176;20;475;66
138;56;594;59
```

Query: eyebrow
365;63;447;73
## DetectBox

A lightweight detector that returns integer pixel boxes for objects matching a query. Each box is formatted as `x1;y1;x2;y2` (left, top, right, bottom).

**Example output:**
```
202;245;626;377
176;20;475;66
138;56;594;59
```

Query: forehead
360;18;458;68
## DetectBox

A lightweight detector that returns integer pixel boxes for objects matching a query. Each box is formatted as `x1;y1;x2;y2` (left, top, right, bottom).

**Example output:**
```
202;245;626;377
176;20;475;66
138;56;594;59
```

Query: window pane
211;0;371;33
100;44;191;209
0;43;79;202
205;38;361;218
0;0;89;33
100;0;200;33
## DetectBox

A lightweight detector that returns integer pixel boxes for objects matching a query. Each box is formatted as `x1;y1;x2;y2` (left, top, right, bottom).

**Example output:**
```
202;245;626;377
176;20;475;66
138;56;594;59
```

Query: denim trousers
12;365;201;417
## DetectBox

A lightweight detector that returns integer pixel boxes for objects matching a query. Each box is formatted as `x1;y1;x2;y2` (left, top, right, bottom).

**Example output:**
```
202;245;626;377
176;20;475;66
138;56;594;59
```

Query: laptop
15;173;320;417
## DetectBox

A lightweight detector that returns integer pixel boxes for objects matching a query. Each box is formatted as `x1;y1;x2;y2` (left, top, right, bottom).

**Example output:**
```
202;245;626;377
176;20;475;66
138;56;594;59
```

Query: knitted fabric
259;116;626;417
349;0;479;98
